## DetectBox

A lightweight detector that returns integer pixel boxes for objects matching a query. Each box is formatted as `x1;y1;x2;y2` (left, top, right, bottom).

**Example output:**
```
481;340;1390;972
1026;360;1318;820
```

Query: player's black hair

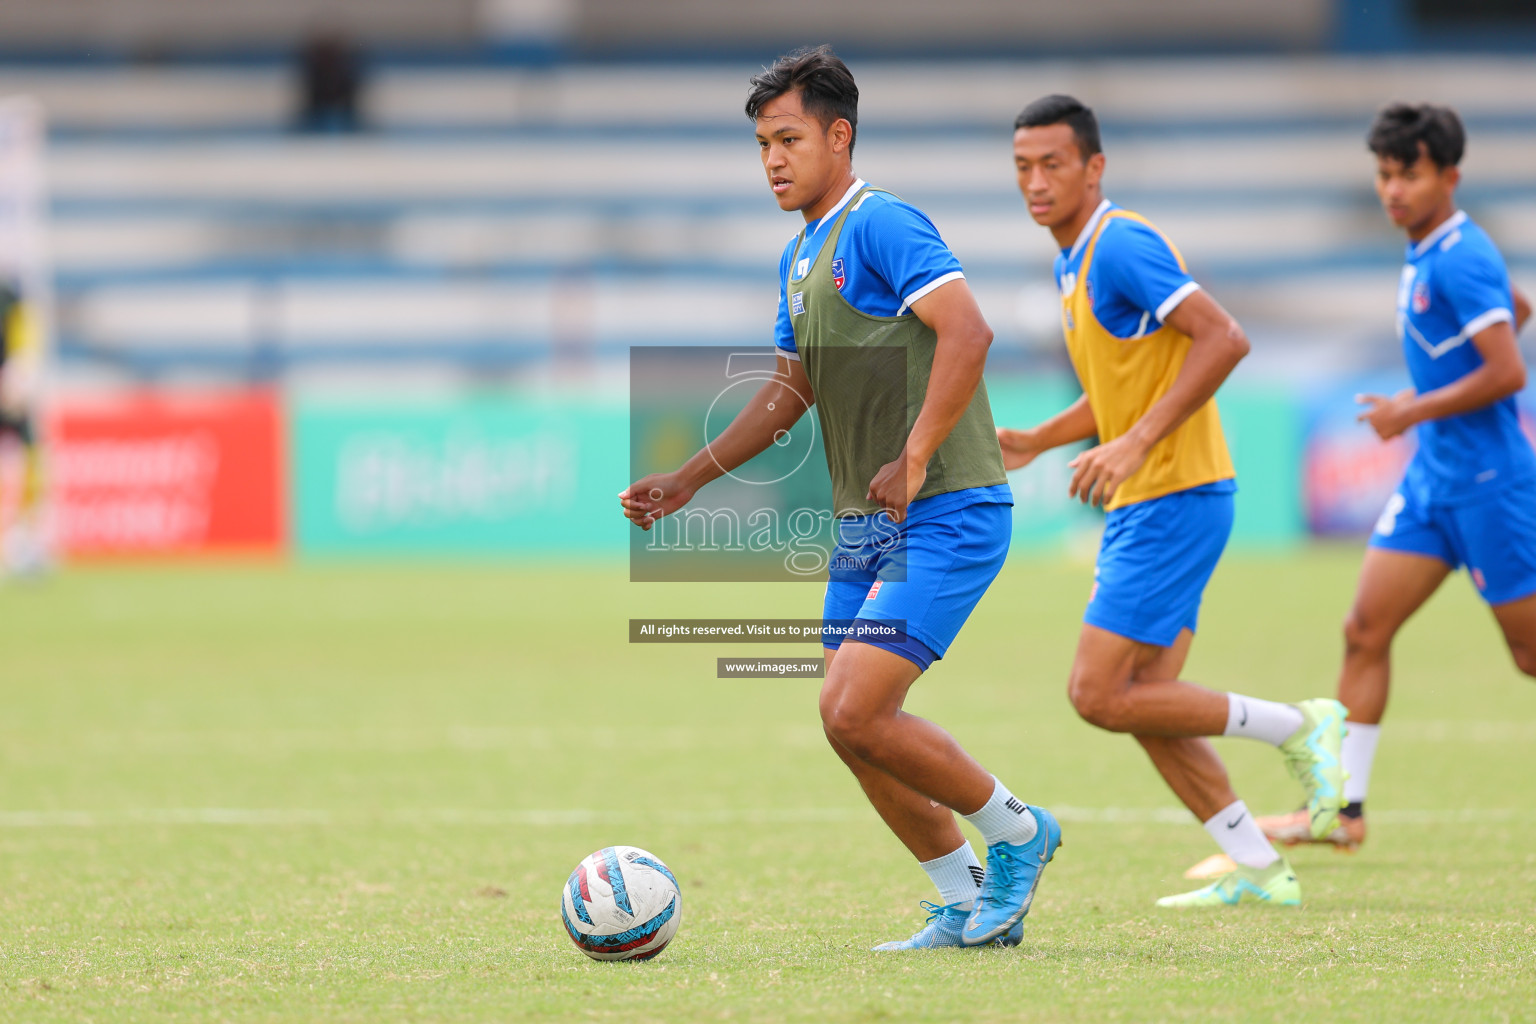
1014;94;1102;161
1368;102;1465;170
745;45;859;153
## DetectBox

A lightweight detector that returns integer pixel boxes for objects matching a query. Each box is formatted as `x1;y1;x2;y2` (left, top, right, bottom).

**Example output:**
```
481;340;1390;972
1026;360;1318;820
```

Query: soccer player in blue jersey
996;95;1348;906
620;47;1060;950
1259;103;1535;853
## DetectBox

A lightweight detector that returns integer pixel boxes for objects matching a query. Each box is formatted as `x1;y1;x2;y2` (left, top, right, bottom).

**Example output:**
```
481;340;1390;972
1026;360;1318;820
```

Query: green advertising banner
1220;385;1305;548
290;377;1301;558
292;394;629;556
985;376;1101;548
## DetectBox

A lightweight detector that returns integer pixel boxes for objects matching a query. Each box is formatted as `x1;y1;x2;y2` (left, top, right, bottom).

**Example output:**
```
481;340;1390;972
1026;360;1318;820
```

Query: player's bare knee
1343;608;1392;659
816;684;844;734
821;703;883;759
1067;672;1126;732
818;689;881;757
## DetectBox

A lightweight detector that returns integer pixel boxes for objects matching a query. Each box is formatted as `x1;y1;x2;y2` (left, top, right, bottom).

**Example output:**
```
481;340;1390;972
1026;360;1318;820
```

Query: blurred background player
294;29;366;134
997;95;1348;907
620;47;1061;950
1258;104;1536;854
0;276;47;579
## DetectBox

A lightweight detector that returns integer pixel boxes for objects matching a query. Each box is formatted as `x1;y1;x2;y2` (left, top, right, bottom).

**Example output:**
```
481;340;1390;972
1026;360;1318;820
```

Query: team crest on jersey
791;292;805;315
1412;280;1431;314
832;258;845;290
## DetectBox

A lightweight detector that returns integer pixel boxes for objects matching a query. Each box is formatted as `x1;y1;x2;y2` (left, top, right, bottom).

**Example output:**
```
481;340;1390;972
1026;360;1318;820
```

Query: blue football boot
871;900;1023;951
961;805;1062;946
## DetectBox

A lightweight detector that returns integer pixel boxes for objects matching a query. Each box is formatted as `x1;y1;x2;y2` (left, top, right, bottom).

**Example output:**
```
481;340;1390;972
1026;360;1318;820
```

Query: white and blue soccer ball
560;845;682;961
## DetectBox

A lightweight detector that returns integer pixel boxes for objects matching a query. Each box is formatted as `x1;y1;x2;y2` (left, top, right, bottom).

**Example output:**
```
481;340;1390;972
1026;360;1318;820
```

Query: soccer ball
560;845;682;961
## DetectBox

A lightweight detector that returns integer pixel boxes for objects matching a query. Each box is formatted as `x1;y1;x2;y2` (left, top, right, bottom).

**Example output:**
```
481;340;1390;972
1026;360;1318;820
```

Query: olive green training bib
786;185;1007;517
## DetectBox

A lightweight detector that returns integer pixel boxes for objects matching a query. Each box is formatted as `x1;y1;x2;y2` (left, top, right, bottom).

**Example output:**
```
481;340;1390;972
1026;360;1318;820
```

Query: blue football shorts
1085;483;1235;648
1369;475;1536;606
821;500;1012;671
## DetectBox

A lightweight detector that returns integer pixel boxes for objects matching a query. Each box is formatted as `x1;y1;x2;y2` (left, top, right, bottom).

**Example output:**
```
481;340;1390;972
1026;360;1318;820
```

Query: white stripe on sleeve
1155;281;1202;323
1462;307;1515;339
899;271;966;315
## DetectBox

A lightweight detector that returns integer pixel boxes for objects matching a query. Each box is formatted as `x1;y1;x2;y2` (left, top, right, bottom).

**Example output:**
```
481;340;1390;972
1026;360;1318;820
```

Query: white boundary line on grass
0;806;1528;828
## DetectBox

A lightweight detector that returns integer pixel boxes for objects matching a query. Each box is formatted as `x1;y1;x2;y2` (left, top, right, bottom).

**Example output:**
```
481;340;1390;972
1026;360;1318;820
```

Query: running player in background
1258;103;1535;853
998;95;1347;907
0;277;47;579
621;47;1060;950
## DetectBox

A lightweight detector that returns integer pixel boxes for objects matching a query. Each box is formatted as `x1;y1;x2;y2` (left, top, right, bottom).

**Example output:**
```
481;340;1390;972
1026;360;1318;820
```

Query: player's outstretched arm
1513;284;1531;334
620;352;813;531
1068;289;1248;506
997;395;1098;471
865;278;992;522
1357;318;1526;441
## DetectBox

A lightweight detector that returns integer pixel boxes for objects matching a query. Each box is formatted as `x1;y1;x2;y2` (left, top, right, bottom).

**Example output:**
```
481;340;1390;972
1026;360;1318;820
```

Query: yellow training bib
1061;209;1234;509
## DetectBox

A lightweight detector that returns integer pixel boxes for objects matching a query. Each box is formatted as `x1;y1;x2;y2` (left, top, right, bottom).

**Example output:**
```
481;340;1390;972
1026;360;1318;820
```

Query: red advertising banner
50;391;285;556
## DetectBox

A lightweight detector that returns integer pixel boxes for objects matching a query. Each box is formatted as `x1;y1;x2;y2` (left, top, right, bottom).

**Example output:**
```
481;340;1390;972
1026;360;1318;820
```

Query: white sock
962;777;1039;847
1203;799;1280;869
1342;722;1380;804
1223;693;1304;747
919;841;984;909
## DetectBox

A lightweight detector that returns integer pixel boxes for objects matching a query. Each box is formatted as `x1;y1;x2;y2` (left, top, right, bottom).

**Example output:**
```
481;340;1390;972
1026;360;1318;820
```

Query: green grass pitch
2;549;1535;1022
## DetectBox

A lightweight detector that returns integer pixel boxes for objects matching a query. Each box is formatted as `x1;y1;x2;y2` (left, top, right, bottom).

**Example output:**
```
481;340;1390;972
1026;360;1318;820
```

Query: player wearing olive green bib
621;47;1060;950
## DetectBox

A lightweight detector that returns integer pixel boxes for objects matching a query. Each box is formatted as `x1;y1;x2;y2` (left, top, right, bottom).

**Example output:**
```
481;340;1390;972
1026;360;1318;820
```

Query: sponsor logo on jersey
796;257;810;279
866;580;882;600
831;258;845;290
791;292;805;316
1412;280;1431;314
1472;566;1487;591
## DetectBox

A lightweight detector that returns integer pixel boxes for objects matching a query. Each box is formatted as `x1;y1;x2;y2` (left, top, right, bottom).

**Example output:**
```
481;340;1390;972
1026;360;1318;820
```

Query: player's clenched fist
866;453;928;524
618;472;695;531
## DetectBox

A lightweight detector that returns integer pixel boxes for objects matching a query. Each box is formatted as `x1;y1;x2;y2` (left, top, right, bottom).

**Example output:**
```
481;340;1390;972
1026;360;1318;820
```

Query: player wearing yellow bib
998;95;1346;907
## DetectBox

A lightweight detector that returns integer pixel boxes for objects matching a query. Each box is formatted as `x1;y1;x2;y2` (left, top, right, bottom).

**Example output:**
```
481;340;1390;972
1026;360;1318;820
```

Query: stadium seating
11;58;1534;383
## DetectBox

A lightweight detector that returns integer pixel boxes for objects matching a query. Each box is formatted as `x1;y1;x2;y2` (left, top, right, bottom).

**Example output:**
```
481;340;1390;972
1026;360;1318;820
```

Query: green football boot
1156;858;1300;908
1279;698;1349;840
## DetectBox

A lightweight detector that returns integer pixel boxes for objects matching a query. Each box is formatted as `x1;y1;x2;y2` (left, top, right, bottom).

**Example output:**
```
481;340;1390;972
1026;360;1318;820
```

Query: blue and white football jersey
1397;210;1535;504
1053;199;1202;341
773;178;964;357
